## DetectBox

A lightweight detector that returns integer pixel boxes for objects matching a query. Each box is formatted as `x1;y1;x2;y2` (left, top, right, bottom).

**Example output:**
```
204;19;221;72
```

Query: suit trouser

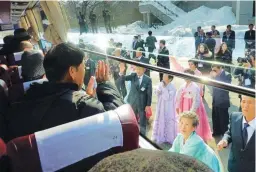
148;47;155;60
132;106;147;135
158;64;170;81
91;23;98;33
104;20;112;33
212;106;229;135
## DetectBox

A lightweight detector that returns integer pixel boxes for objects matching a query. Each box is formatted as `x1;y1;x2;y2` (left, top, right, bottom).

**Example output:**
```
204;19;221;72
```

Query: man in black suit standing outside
244;24;255;50
157;40;169;81
119;63;152;135
222;25;236;54
132;36;140;58
84;52;96;87
217;95;255;172
135;47;150;76
210;64;232;136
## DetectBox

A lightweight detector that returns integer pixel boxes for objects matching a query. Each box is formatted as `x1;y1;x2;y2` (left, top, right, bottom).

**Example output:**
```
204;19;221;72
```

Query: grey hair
179;111;199;127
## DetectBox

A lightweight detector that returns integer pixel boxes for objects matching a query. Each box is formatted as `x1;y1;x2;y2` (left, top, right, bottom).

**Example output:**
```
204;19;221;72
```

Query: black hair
211;64;222;69
184;69;195;75
227;25;231;28
188;59;198;67
89;149;212;172
197;43;209;54
43;43;84;82
3;35;14;44
116;42;122;48
249;23;254;27
197;26;201;29
211;25;216;28
148;31;152;35
168;75;174;80
160;40;166;45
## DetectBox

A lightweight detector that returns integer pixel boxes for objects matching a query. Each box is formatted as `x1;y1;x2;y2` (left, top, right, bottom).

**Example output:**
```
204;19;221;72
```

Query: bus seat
0;138;6;158
23;78;47;92
17;66;22;79
0;55;8;66
8;78;48;103
9;67;22;85
13;52;23;66
7;104;139;172
0;65;11;87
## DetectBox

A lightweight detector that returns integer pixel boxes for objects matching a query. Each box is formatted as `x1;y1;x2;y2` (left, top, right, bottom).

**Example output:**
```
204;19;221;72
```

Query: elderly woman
169;111;220;172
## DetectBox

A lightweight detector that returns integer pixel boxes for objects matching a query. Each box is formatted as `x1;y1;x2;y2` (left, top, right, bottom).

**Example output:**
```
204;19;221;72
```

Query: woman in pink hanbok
152;74;178;144
176;69;212;142
170;57;204;97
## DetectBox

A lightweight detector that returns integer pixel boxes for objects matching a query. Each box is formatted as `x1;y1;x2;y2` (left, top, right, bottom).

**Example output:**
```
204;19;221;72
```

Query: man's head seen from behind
43;43;85;89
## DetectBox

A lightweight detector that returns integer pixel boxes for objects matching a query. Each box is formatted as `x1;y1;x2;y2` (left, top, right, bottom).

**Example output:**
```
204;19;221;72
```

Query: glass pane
64;1;255;171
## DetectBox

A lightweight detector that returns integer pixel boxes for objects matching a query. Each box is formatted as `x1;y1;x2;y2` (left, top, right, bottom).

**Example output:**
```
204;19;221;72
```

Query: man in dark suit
84;52;96;87
118;63;152;135
217;95;255;172
222;25;236;53
132;36;140;58
210;64;232;136
135;47;150;76
205;32;216;59
244;24;255;49
157;40;170;81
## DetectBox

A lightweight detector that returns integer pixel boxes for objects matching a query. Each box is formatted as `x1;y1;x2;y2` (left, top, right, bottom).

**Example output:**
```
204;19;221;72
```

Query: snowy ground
68;5;252;61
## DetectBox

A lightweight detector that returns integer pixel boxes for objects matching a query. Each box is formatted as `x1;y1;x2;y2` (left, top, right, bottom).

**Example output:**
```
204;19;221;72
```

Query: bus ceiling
0;1;38;31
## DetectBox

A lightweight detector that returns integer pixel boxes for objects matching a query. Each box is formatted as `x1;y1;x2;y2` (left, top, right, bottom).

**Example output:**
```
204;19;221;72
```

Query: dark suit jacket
212;70;231;108
132;41;140;50
244;30;255;49
119;73;152;111
222;30;236;49
157;47;170;68
223;112;255;172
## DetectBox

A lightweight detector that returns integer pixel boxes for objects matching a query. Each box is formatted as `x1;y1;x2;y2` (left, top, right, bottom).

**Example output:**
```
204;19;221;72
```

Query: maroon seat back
7;104;139;172
0;138;6;158
8;83;24;103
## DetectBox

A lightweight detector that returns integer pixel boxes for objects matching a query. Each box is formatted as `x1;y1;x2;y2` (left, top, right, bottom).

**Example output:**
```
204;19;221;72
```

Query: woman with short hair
169;111;220;172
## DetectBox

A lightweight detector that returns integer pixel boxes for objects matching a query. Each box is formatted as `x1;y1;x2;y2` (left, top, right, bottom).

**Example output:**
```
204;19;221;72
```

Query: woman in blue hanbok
169;111;221;172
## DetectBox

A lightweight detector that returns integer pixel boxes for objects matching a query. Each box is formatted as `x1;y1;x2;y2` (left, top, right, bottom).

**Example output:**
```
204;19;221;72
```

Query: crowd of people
0;25;255;172
78;9;113;35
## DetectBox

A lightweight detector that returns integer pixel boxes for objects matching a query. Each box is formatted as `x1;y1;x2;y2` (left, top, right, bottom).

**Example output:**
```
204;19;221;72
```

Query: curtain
26;9;40;41
40;1;68;43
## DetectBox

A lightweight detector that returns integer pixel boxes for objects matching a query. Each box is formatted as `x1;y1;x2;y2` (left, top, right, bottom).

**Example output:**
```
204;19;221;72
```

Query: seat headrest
14;52;23;62
18;66;22;79
0;79;8;95
23;78;48;92
0;138;6;158
34;110;123;172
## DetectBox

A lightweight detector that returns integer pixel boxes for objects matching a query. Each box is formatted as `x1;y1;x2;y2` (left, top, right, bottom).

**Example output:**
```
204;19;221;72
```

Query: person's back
146;35;157;49
4;43;124;142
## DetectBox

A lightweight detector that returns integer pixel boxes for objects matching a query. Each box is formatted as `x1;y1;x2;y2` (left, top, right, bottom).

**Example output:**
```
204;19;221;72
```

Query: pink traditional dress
176;82;212;141
171;58;204;96
152;82;178;144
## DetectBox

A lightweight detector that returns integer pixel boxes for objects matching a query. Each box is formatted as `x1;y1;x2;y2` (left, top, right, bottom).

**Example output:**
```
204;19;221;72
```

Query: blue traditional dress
169;132;220;172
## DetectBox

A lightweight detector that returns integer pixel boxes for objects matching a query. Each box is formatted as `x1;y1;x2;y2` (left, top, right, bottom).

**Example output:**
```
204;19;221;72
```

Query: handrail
82;48;256;98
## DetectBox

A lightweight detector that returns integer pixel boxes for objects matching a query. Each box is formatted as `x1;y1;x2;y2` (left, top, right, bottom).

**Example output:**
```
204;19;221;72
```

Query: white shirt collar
138;56;142;60
243;116;256;130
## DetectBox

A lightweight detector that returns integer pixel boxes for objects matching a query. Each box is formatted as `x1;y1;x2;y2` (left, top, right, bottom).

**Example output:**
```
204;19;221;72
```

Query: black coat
212;70;231;108
215;50;232;64
118;73;152;112
222;30;236;49
4;82;124;142
223;112;255;172
204;38;216;56
244;30;255;49
157;47;170;68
